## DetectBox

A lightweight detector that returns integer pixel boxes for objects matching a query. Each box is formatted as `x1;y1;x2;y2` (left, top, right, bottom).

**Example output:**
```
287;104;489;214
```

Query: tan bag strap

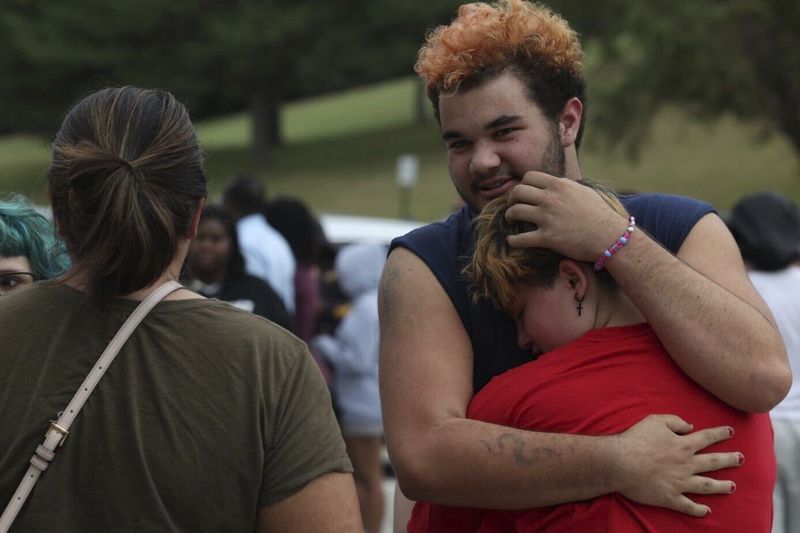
0;281;182;532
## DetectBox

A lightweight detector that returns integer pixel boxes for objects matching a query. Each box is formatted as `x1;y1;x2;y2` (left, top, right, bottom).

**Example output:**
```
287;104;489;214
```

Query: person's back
0;86;360;532
0;283;346;530
411;324;774;532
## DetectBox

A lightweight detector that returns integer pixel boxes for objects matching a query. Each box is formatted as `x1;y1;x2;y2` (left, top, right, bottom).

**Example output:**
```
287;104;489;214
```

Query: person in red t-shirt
408;184;775;532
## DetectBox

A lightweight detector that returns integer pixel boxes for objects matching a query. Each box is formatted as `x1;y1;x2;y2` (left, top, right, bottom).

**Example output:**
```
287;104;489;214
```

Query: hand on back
612;414;741;517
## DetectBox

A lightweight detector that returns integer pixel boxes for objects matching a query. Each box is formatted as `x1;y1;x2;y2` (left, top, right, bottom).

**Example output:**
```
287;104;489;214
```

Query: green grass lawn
1;76;798;222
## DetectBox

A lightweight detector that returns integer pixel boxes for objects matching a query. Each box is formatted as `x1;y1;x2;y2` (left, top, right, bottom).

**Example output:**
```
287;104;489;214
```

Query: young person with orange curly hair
406;188;775;531
379;0;789;527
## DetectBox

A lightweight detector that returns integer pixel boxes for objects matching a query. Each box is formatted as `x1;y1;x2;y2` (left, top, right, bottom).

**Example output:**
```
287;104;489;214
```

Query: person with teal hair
0;194;70;294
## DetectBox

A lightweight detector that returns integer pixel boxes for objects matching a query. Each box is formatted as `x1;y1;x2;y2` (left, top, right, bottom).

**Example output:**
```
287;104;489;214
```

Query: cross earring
575;294;584;316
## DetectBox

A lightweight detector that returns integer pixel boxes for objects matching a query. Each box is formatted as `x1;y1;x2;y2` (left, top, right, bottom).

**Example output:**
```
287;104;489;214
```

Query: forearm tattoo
481;433;558;467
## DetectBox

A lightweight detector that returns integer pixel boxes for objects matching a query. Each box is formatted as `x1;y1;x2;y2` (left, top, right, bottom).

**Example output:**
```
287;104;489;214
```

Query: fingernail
737;453;745;465
727;427;734;437
730;482;736;493
705;508;711;517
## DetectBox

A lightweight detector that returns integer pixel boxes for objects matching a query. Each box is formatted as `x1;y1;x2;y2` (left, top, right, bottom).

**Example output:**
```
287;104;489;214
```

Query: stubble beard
457;123;567;212
540;122;566;178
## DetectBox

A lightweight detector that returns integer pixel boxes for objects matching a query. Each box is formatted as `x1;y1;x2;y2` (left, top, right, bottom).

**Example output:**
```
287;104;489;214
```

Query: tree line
1;0;797;162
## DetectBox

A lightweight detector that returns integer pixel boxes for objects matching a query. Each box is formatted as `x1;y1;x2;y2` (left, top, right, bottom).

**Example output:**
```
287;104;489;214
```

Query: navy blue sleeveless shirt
390;193;716;392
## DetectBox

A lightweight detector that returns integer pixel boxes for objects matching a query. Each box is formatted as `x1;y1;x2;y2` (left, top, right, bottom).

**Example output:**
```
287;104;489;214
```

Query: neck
63;240;201;301
592;287;645;329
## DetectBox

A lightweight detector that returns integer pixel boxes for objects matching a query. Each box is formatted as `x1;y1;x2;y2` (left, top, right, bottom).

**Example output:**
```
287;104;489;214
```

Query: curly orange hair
416;0;587;146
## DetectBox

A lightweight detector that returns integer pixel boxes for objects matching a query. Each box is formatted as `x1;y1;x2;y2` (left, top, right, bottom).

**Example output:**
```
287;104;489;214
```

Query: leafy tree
0;0;460;161
0;1;220;132
555;0;800;158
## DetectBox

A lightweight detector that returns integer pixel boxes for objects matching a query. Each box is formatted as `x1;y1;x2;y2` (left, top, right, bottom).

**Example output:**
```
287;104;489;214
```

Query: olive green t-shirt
0;283;352;532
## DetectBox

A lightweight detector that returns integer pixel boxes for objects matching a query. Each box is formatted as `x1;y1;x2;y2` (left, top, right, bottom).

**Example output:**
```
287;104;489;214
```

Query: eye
447;139;470;151
0;273;34;293
495;127;517;138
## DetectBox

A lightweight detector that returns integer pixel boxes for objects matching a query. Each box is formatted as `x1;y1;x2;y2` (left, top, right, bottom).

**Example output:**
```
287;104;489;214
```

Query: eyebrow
441;114;524;141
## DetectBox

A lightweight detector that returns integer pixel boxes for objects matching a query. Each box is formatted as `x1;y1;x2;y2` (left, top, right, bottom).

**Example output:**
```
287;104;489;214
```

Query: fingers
693;451;744;474
504;203;545;248
685;475;737;495
655;414;694;435
506;231;542;249
519;170;557;187
682;425;735;451
504;203;542;224
669;495;711;518
506;184;543;212
507;171;561;207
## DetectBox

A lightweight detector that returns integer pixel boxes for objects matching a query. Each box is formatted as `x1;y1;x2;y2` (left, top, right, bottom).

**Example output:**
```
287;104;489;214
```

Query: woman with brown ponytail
0;87;360;532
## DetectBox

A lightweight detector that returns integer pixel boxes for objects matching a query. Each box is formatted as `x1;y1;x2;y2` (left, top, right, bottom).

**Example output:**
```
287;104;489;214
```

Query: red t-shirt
409;324;775;532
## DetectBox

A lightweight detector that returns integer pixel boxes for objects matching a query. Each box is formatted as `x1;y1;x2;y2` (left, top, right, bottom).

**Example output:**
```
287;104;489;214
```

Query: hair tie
117;157;134;172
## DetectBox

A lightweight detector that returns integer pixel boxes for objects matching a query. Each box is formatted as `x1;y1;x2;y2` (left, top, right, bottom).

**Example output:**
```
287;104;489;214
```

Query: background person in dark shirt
265;196;326;344
185;204;295;331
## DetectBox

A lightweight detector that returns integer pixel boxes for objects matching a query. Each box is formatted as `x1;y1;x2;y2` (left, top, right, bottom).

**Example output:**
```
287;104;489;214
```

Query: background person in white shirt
728;191;800;533
222;174;296;314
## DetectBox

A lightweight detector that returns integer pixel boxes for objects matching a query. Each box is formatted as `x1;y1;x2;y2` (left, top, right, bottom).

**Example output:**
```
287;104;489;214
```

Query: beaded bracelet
593;216;636;271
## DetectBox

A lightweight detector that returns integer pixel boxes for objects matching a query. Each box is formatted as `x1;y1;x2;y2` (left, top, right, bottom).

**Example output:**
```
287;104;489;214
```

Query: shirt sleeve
622;193;716;254
258;345;353;508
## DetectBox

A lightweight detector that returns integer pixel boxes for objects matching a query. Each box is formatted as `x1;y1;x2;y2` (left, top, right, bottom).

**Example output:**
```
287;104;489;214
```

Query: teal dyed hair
0;194;70;280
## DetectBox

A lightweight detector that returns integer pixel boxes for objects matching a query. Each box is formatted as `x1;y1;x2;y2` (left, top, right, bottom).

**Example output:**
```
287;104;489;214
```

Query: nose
469;140;501;176
516;325;532;351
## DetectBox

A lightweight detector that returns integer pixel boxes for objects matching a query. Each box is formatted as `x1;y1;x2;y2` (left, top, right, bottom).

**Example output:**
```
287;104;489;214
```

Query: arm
505;172;791;412
314;299;378;374
380;247;740;513
257;472;362;533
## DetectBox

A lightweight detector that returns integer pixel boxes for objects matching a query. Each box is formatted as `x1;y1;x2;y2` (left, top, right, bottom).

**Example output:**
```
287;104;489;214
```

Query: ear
558;97;583;148
186;197;206;239
557;258;589;300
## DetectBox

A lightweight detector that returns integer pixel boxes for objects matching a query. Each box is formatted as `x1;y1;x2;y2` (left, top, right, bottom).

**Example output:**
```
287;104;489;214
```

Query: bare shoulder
380;246;458;324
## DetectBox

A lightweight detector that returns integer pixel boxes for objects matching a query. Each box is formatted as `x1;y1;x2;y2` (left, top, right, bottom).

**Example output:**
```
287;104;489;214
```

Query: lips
477;176;518;198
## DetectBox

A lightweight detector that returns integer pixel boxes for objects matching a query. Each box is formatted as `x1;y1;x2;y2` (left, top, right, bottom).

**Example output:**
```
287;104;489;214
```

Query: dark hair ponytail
48;87;207;305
